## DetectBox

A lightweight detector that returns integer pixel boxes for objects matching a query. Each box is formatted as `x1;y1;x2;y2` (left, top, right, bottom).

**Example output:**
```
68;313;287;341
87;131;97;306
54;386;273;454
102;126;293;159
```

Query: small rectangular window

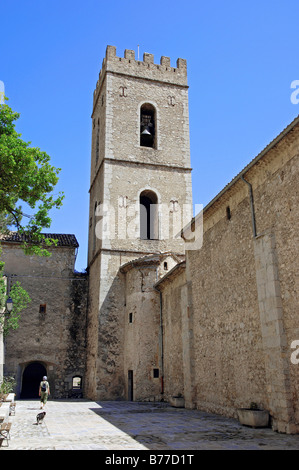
129;312;133;323
153;368;159;378
39;304;46;314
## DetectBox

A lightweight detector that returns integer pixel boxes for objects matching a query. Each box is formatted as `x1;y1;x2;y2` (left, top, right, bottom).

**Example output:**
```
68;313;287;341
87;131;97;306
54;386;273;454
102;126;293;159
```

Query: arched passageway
20;362;47;398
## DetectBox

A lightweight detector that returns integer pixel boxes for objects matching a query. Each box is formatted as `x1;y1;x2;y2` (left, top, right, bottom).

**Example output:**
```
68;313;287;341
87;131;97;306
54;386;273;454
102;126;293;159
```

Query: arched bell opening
140;103;156;148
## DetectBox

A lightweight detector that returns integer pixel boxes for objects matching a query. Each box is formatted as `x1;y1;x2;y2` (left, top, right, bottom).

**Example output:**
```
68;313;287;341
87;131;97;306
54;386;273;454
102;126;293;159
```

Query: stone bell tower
85;45;192;400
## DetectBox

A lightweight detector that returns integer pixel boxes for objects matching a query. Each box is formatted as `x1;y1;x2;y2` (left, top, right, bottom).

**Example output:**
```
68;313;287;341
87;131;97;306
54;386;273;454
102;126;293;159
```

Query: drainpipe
241;176;257;238
154;281;164;398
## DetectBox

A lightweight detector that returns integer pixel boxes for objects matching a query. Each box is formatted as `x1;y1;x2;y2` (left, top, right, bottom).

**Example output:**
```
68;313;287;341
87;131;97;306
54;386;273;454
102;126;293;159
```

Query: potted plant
237;402;269;428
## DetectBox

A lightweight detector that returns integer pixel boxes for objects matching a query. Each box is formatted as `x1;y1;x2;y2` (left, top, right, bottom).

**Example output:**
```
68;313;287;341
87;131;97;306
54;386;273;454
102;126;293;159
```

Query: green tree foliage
3;281;31;338
0;376;16;399
0;98;63;337
0;98;64;256
0;247;31;337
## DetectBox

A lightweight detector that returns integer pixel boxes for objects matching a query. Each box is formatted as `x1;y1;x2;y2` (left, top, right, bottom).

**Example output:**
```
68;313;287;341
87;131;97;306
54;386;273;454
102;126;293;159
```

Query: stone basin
237;408;269;428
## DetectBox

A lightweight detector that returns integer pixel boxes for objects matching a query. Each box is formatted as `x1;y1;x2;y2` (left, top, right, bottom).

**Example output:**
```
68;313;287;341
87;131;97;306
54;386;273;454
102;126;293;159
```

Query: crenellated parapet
93;45;188;105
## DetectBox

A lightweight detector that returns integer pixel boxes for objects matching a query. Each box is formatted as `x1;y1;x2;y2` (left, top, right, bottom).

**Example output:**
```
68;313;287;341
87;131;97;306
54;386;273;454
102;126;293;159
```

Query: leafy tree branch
0;97;64;256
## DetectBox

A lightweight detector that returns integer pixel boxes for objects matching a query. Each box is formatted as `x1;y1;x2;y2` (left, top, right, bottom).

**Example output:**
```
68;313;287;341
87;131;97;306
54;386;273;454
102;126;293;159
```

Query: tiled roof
0;232;79;247
120;252;185;273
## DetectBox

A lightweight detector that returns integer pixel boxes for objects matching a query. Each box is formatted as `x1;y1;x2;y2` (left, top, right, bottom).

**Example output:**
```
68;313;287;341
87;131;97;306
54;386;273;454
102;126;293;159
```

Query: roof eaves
0;232;79;248
182;114;299;237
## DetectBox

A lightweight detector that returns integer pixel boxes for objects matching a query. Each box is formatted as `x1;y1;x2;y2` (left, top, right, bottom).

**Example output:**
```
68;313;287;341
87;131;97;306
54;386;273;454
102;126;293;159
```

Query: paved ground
1;399;299;451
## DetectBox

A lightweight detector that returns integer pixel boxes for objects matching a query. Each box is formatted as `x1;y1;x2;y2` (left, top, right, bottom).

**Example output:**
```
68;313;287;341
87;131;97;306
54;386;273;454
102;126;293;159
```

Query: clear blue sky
1;0;299;271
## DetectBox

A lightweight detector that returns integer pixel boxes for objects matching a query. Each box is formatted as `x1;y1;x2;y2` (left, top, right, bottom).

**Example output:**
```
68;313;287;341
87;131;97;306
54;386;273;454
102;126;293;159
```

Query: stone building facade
85;46;192;400
159;115;299;433
1;233;88;399
1;45;299;434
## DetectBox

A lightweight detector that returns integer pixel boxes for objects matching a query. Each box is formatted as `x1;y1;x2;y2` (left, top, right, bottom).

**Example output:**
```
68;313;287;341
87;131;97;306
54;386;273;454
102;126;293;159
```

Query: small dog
36;411;46;424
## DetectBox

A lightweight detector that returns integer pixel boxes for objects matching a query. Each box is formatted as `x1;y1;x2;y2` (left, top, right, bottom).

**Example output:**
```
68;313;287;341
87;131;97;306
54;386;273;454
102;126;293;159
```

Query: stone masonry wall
157;265;186;401
1;243;88;399
86;45;193;400
185;121;299;432
123;264;161;401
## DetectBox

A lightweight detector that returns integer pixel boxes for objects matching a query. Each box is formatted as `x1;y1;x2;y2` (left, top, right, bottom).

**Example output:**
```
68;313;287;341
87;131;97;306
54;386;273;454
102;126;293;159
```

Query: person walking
39;376;50;409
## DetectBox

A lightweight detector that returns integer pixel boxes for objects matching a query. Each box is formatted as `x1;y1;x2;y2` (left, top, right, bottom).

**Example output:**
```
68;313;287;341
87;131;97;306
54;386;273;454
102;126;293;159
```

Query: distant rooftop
0;232;79;248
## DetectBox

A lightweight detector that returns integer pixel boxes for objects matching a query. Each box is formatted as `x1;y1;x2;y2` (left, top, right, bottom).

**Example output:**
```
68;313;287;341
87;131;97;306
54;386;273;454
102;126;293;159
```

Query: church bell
140;125;153;146
141;126;151;136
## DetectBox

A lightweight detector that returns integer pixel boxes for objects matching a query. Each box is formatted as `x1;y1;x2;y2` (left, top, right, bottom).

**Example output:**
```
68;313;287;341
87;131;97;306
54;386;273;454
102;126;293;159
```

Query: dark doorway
20;362;47;398
128;370;133;401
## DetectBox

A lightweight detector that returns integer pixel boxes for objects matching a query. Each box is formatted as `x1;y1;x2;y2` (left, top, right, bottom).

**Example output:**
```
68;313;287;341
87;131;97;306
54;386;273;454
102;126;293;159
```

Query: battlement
104;45;187;71
93;45;188;101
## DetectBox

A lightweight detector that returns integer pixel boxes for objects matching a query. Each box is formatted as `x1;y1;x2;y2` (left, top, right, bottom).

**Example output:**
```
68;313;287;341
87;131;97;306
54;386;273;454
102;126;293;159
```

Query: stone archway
20;362;47;399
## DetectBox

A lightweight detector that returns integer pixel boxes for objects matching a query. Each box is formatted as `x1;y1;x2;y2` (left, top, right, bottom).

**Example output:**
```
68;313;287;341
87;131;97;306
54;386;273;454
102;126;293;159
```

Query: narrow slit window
39;304;46;314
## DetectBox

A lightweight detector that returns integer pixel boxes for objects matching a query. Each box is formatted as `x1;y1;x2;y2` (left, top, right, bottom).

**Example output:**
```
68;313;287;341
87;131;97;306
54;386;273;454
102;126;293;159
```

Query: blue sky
1;0;299;271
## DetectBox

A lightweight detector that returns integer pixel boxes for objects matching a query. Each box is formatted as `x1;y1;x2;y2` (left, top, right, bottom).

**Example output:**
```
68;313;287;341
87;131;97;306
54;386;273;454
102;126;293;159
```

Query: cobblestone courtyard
1;399;299;451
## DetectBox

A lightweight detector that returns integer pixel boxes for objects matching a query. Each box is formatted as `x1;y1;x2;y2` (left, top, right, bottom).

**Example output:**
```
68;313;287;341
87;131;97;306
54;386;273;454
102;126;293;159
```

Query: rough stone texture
85;46;299;433
122;260;161;401
253;232;293;432
155;262;187;402
85;45;192;400
1;239;88;398
182;121;299;433
120;253;180;401
5;400;299;450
